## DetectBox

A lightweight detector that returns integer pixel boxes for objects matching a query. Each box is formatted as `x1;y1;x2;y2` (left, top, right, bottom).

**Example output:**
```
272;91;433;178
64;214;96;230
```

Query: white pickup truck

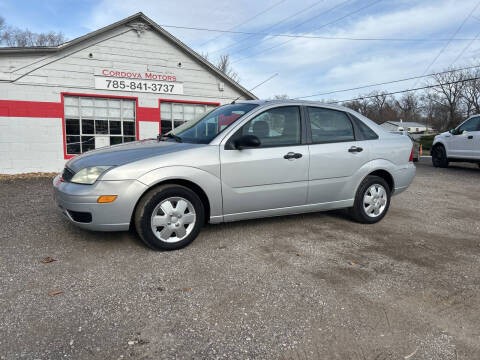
432;115;480;168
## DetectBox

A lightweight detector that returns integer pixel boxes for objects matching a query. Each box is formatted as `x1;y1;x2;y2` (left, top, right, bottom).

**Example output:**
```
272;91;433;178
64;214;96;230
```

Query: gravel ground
1;158;479;360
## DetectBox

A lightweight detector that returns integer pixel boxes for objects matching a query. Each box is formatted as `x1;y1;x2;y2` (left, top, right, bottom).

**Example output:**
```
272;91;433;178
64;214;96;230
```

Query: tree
343;98;371;117
215;54;240;83
394;93;420;123
0;16;66;47
201;53;240;83
461;67;480;116
420;92;448;131
428;67;466;130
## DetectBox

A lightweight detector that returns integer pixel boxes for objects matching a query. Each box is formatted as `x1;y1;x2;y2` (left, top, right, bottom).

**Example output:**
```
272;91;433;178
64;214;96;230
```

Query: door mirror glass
234;134;261;149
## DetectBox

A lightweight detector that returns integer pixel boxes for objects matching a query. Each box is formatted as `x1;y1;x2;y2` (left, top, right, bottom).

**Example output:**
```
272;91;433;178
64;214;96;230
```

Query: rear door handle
348;146;363;153
284;152;302;160
468;135;473;139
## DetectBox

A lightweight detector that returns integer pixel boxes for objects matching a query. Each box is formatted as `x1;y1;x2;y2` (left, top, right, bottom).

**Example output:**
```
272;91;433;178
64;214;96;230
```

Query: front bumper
53;175;148;231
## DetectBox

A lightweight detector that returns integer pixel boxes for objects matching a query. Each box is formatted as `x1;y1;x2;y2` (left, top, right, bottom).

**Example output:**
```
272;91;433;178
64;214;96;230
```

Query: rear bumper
392;163;416;196
53;175;147;231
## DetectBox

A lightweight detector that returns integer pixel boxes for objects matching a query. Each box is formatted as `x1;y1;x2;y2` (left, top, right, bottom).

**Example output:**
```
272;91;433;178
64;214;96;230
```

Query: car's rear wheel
349;175;391;224
432;145;449;168
134;184;204;250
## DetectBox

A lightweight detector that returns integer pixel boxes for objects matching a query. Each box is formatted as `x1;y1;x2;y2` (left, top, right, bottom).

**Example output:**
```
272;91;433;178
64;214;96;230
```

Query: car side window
307;107;355;143
458;117;480;132
350;114;379;140
232;106;301;148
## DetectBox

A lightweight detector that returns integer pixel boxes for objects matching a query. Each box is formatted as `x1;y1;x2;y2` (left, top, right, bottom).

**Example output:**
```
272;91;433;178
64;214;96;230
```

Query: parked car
432;115;480;168
389;131;422;162
53;100;416;250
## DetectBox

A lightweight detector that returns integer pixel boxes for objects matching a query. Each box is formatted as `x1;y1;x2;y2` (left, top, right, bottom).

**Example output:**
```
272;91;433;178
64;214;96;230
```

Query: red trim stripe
0;100;63;118
137;106;160;122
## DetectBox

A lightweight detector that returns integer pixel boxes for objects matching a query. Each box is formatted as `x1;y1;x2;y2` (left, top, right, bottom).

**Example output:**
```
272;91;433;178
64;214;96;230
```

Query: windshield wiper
158;133;182;143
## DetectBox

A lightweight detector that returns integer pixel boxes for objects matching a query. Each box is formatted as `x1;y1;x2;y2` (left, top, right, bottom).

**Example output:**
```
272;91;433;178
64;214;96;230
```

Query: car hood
435;131;450;139
66;139;203;173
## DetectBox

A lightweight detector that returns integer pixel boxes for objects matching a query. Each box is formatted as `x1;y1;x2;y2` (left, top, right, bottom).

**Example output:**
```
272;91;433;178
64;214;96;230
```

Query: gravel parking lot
1;158;479;360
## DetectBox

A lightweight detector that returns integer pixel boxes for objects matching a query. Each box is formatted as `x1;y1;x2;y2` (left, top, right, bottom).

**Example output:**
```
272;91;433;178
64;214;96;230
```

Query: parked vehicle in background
389;131;421;162
432;115;480;168
53;100;416;251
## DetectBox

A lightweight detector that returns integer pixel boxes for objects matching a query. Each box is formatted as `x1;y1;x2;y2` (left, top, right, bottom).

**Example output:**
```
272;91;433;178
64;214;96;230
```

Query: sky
1;0;480;100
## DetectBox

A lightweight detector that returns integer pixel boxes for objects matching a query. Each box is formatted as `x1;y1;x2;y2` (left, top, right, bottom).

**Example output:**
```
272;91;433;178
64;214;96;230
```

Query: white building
0;13;256;174
380;121;430;133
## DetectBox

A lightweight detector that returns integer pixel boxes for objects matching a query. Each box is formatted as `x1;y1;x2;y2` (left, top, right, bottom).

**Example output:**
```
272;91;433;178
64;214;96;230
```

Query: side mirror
234;134;261;150
449;128;457;135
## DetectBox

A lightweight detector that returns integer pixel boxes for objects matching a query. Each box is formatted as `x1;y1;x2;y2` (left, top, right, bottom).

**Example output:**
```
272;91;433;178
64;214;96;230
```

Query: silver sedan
53;100;415;250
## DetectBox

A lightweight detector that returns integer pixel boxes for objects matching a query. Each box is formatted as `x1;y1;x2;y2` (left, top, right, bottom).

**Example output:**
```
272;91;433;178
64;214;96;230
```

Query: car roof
234;99;349;111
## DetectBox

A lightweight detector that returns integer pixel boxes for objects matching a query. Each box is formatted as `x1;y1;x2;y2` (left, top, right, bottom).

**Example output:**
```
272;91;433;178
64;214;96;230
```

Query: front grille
62;167;75;182
67;210;92;223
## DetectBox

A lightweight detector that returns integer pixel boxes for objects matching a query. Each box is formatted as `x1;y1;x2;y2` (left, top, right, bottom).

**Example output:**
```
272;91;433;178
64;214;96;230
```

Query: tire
134;184;205;250
349;175;391;224
432;144;449;168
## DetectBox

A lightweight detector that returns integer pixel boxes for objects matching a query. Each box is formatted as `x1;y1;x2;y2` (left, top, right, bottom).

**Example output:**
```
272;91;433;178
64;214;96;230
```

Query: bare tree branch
215;55;240;83
0;17;66;47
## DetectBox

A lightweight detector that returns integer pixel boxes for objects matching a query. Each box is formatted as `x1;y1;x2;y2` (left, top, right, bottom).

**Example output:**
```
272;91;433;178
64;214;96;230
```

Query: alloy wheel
150;197;196;243
363;184;388;218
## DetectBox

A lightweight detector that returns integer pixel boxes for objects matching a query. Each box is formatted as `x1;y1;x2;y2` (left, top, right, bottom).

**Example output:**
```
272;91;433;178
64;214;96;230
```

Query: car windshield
169;103;258;144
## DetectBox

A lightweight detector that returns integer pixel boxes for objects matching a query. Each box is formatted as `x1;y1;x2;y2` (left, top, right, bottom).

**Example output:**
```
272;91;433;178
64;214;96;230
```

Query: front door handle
284;152;302;160
348;146;363;153
468;135;473;139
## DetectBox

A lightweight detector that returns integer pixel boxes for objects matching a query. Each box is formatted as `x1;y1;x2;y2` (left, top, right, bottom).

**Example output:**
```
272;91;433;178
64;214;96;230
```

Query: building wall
0;21;251;174
0;117;64;173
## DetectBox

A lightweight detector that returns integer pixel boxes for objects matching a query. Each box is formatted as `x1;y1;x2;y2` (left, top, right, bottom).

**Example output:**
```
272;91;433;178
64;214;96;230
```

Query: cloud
86;0;480;99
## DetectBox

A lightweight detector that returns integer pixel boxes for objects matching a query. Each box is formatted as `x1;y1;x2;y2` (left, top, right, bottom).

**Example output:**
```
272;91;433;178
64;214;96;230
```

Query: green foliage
419;134;436;151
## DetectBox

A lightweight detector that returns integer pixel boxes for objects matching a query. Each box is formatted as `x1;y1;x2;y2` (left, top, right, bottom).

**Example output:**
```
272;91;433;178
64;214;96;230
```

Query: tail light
419;144;423;157
409;146;414;162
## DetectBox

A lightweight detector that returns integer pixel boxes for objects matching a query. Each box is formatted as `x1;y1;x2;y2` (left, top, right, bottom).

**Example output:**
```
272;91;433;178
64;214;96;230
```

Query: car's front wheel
349;175;391;224
432;144;449;168
134;184;204;250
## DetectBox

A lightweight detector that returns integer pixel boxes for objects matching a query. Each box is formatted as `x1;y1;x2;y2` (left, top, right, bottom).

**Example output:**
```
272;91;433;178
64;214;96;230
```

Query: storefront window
64;96;136;155
160;102;217;135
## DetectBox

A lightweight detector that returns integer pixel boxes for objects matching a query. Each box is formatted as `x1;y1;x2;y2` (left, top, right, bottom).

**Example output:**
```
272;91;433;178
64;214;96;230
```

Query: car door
220;106;309;218
473;117;480;158
306;107;372;204
460;116;480;158
447;117;480;158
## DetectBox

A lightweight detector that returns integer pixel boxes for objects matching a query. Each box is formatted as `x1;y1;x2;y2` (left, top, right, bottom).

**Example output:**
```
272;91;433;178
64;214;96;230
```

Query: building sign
94;68;183;95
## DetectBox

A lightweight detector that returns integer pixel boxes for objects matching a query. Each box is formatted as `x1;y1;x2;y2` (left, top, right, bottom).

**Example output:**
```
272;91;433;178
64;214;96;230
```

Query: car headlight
71;166;113;184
